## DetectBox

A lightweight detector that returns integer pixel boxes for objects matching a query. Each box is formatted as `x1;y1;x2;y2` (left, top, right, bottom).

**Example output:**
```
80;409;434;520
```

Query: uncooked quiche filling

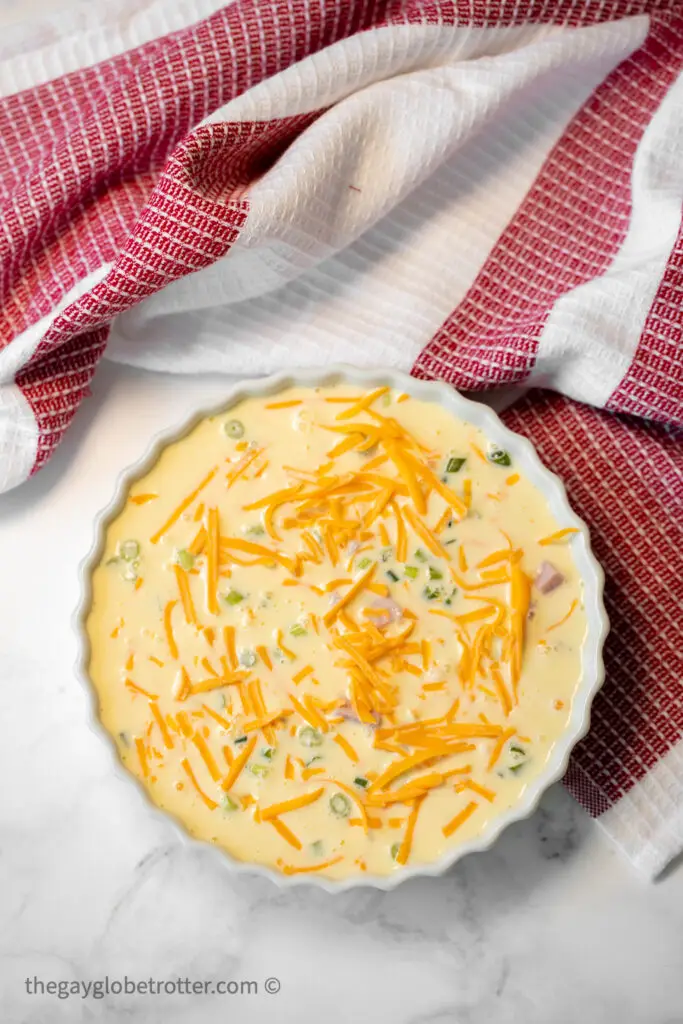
86;385;586;880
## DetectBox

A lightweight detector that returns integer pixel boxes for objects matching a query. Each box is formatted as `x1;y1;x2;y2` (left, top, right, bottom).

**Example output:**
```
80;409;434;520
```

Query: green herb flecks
329;793;351;818
224;419;245;439
176;548;195;571
299;726;323;748
119;539;140;561
488;448;511;467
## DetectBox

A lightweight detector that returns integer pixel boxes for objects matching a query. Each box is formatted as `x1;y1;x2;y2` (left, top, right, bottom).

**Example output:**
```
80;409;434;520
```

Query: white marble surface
0;361;682;1024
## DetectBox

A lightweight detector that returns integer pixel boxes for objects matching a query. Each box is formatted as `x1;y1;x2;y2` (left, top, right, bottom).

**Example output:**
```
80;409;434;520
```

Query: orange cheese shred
174;565;198;626
442;800;478;838
270;818;302;849
206;507;220;615
547;599;579;632
221;736;257;791
323;562;377;626
125;679;158;700
395;794;425;865
538;527;579;546
135;737;149;778
181;757;218;810
281;856;343;876
223;625;237;671
260;788;325;821
150;466;217;544
456;779;496;803
334;733;359;763
202;704;232;729
163;600;179;660
403;505;450;561
256;645;273;671
191;733;222;781
150;701;174;748
226;447;263;489
487;726;516;770
335;386;390;421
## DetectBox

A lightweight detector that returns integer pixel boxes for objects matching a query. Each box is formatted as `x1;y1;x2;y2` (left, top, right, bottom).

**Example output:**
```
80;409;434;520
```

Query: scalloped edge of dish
73;365;608;892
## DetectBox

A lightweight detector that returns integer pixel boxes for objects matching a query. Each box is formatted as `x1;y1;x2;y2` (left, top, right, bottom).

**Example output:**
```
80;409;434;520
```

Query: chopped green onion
299;726;323;748
428;566;443;580
239;649;256;668
289;623;307;637
381;547;393;562
176;548;195;571
354;777;369;789
404;566;418;579
510;744;526;757
118;731;129;747
306;755;323;767
510;762;527;773
386;569;399;582
329;793;351;818
446;457;466;474
488;447;511;467
247;763;270;777
390;842;401;861
221;794;238;811
357;557;372;570
444;538;458;546
245;524;265;536
223;590;244;606
121;562;139;582
414;549;428;563
381;392;392;407
105;557;119;566
234;736;248;745
423;585;442;601
119;539;140;561
261;747;275;760
223;419;245;439
311;840;324;855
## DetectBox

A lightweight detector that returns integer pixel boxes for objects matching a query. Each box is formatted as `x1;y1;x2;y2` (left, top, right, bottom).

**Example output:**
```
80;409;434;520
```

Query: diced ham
336;700;380;727
369;595;403;626
535;561;564;594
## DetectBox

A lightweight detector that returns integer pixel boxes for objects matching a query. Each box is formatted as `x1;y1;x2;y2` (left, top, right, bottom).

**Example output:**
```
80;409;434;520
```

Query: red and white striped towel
0;0;681;877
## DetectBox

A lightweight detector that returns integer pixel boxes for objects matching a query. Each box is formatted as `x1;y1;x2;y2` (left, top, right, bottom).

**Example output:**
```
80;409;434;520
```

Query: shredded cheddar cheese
90;384;586;881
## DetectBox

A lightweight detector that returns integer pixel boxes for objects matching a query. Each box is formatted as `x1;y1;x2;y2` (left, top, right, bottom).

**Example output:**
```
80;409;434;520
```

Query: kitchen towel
0;0;680;877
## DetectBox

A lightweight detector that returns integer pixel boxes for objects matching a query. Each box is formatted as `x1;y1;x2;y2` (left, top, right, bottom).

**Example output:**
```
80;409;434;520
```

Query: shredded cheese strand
150;466;218;544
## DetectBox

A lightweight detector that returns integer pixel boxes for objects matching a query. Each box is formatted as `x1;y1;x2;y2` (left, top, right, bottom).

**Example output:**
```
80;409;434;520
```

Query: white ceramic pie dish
73;365;608;892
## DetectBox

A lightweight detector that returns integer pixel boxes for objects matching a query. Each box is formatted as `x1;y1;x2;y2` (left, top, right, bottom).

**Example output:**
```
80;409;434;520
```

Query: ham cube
535;561;564;594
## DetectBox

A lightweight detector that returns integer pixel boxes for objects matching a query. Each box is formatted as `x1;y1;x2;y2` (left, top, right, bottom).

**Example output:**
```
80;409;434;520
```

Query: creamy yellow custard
87;385;586;880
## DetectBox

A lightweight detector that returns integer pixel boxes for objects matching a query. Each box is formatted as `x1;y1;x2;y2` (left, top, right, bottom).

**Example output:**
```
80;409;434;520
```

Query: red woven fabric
1;0;682;861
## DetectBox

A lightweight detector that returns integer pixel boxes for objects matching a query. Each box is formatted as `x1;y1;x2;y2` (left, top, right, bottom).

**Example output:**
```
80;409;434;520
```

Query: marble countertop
1;361;683;1024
